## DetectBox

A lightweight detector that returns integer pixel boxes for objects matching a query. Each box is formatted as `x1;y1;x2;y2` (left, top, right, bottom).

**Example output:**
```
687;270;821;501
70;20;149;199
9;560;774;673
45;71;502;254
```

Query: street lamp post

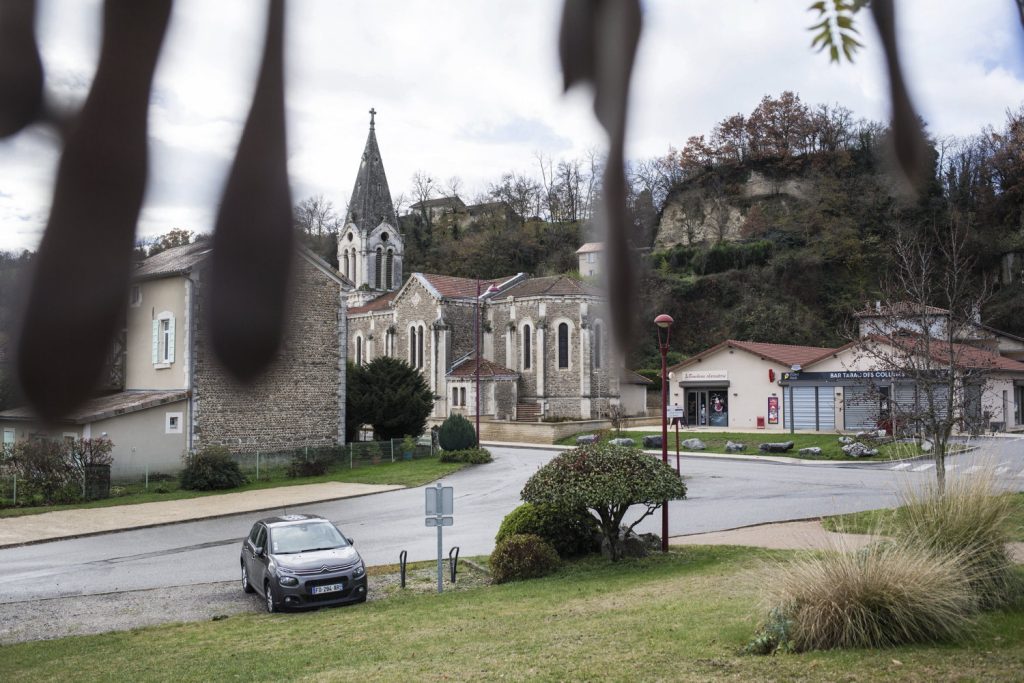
655;313;674;553
475;281;500;447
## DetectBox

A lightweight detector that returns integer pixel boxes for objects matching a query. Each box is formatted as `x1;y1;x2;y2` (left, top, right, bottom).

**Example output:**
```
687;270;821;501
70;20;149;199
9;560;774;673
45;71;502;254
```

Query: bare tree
293;195;341;238
851;218;993;493
410;170;439;230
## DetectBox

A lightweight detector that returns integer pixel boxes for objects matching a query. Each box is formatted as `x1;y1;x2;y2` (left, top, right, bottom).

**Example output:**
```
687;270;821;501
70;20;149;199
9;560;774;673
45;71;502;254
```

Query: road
0;437;1021;605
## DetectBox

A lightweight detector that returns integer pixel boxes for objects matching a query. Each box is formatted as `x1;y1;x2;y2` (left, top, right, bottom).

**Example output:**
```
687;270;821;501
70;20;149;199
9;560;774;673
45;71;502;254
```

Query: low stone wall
426;415;661;444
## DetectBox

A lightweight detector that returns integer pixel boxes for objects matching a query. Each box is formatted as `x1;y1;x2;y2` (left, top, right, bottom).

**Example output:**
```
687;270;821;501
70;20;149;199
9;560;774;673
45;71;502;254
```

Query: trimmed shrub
521;443;686;561
892;472;1023;609
438;413;477;451
496;502;599;558
180;446;247;491
8;440;74;504
286;451;330;478
439;447;492;464
489;533;560;584
758;539;976;652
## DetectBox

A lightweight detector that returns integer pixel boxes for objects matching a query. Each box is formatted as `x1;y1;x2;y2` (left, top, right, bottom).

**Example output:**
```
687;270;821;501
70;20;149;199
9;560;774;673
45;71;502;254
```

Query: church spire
345;108;396;233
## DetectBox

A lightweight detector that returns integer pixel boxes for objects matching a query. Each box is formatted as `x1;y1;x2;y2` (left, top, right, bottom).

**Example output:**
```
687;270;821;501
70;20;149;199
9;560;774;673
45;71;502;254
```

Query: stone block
681;438;706;450
758;441;794;453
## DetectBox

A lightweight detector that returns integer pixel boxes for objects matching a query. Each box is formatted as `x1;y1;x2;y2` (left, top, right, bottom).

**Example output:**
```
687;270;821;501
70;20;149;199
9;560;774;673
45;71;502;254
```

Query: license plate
311;583;344;595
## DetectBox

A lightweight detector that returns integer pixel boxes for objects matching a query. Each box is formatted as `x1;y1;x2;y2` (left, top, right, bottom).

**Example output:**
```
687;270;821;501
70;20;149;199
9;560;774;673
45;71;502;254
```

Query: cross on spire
369;107;376;129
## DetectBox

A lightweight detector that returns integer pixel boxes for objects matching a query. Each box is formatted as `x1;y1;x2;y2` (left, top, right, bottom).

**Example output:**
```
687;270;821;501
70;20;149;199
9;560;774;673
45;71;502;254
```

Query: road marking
1018;469;1024;478
962;465;982;474
911;464;934;472
891;463;912;471
994;466;1010;476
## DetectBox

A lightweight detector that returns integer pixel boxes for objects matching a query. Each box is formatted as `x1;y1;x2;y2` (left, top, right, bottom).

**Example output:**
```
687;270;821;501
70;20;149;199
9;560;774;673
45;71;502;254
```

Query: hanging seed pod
870;0;931;194
559;0;641;352
0;0;43;138
207;0;293;382
16;1;172;419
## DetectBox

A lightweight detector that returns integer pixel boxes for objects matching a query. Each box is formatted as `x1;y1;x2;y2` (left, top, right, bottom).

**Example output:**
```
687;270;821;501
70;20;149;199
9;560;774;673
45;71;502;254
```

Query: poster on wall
767;396;779;424
708;391;728;427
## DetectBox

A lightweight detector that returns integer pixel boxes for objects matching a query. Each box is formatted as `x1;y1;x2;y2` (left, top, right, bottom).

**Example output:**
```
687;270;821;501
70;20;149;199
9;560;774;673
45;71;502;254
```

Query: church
340;112;645;422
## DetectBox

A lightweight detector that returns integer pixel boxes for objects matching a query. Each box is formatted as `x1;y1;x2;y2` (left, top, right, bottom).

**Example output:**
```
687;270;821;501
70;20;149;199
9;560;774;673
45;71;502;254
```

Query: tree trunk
934;439;946;495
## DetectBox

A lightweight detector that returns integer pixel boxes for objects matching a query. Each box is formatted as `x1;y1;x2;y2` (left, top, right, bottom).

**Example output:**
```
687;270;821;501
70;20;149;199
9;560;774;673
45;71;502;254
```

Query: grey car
240;514;368;612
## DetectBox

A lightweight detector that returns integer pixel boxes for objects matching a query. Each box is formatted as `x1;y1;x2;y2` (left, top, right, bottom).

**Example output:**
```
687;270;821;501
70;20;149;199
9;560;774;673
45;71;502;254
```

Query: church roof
418;273;518;300
447;355;519;380
345;110;397;233
492;275;602;300
348;290;398;314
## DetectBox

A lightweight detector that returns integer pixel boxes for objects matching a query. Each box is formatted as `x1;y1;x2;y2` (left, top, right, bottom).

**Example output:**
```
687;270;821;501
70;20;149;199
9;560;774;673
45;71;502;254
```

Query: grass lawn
0;456;467;519
1;546;1022;682
823;492;1024;542
558;429;922;461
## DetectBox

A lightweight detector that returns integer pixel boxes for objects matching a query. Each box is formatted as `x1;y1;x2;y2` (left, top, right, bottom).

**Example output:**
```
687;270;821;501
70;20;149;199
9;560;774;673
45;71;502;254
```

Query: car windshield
269;522;348;554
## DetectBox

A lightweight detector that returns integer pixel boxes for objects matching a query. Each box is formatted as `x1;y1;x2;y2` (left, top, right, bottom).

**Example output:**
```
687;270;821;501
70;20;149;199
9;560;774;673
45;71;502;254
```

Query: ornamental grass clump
760;539;976;652
893;471;1022;609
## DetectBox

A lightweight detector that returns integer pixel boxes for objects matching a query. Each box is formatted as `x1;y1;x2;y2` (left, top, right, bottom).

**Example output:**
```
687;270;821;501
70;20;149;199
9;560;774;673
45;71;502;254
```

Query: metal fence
0;436;437;506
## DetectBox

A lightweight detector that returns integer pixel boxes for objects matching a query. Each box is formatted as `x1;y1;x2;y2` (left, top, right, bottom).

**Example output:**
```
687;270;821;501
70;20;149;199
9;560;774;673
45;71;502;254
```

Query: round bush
180;446;247;491
438;413;477;451
496;503;598;558
489;533;560;584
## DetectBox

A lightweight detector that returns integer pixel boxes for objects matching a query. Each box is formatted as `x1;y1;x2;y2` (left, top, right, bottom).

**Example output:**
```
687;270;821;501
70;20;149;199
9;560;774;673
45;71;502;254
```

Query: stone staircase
515;403;541;422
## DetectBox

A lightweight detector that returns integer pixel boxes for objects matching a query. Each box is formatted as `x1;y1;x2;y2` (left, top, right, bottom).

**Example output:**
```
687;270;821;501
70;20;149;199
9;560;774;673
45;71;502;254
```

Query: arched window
409;326;416;366
593;322;602;369
558;323;569;369
341;250;348;278
385;249;394;290
374;248;383;289
522;324;532;370
417;324;425;369
355;336;362;366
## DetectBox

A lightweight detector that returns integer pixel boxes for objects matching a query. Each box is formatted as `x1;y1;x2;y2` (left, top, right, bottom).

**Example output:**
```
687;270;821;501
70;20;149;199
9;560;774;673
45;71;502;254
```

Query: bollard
349;443;353;468
399;550;408;589
449;546;460;584
145;459;149;492
256;451;260;481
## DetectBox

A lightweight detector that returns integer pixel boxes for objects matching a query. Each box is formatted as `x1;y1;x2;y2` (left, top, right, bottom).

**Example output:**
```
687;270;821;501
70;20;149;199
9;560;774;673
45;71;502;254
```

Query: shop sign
782;370;907;382
681;370;728;382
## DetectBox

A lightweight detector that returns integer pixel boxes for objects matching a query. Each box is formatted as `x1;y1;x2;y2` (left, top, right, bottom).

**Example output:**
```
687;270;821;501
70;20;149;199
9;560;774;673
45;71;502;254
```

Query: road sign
425;485;453;516
425;483;455;593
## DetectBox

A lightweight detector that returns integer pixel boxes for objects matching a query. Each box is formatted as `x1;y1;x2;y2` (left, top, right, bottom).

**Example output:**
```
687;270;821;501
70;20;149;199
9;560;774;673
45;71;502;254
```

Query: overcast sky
1;0;1022;252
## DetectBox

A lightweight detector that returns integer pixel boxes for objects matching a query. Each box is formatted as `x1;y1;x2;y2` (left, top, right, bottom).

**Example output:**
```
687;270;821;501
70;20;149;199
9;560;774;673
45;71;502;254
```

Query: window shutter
152;320;159;364
167;316;175;363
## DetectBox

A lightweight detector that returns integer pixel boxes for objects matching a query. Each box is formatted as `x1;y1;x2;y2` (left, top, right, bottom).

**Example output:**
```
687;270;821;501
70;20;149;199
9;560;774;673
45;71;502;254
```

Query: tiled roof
132;241;212;280
621;369;653;385
410;196;465;210
671;339;836;372
348;290;398;314
0;390;188;424
492;275;602;300
864;335;1024;373
575;242;604;254
419;273;515;300
447;356;518;379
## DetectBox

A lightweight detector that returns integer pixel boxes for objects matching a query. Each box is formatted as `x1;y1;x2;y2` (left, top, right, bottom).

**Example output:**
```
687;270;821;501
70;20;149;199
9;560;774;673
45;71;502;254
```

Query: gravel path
0;564;488;645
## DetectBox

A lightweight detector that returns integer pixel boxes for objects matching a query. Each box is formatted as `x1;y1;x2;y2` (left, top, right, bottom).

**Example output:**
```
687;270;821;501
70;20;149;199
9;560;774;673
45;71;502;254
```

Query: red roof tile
420;273;515;299
670;339;836;372
348;290;398;314
869;335;1024;373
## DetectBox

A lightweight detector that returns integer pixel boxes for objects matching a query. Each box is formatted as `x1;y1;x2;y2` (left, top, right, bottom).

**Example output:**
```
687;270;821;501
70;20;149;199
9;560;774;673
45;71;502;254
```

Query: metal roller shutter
844;385;876;431
817;387;835;430
784;387;818;430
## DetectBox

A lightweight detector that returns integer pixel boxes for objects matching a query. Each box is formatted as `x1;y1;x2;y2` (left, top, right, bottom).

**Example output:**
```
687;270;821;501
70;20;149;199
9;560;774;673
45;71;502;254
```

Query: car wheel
241;563;255;594
264;581;277;613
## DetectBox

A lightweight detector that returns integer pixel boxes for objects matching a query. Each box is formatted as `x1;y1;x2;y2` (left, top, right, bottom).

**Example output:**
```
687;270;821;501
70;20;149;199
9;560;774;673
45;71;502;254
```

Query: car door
250;525;269;590
243;523;261;578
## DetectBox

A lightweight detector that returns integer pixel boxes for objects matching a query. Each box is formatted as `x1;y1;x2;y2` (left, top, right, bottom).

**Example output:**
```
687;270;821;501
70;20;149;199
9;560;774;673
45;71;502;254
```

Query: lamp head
654;313;674;329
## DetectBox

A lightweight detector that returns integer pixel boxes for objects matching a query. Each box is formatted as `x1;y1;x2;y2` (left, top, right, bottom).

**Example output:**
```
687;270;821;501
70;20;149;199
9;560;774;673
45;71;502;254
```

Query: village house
0;242;352;477
667;305;1024;434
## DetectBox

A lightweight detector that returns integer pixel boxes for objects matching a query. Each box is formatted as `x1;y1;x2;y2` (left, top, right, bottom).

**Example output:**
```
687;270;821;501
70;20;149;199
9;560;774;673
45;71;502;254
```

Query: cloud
2;0;1023;251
